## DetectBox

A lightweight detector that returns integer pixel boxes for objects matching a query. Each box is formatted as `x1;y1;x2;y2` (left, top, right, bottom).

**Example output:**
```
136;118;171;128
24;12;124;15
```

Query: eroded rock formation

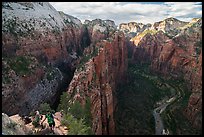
2;2;202;135
2;113;33;135
131;18;202;130
2;2;127;135
2;2;87;116
119;22;151;38
66;31;127;135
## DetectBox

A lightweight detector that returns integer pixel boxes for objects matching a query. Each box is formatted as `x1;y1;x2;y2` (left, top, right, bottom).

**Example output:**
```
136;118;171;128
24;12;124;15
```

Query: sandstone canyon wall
2;2;201;135
66;31;127;135
2;2;128;135
2;2;87;116
130;18;202;129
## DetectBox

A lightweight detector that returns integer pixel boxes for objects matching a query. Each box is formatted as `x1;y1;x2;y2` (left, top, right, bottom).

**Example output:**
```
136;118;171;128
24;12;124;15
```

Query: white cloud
196;10;202;16
164;2;202;18
50;2;202;25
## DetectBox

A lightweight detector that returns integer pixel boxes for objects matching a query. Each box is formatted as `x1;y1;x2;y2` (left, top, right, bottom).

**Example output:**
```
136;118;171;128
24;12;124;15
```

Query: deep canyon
2;2;202;135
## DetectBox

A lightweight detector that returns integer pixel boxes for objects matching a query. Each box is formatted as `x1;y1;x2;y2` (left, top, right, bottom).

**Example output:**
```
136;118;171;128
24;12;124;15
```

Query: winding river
153;96;176;135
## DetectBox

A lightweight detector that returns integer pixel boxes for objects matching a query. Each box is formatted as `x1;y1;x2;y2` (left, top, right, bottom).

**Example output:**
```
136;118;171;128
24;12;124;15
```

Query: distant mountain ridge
118;17;201;39
2;2;202;135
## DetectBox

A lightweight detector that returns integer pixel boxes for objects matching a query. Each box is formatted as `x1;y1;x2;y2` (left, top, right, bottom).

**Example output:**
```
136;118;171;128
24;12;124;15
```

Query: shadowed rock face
66;31;127;135
2;2;126;135
84;18;117;44
2;2;87;116
2;64;63;116
62;19;124;135
2;2;202;135
131;18;202;130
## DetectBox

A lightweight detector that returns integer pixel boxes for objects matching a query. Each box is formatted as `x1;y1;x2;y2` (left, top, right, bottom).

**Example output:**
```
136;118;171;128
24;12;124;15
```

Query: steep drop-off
66;31;127;135
2;2;202;135
130;18;202;131
2;2;127;135
2;2;88;116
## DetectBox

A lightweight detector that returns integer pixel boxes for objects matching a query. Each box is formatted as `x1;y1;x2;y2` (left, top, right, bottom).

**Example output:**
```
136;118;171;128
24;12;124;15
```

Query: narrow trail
34;112;68;135
9;112;68;135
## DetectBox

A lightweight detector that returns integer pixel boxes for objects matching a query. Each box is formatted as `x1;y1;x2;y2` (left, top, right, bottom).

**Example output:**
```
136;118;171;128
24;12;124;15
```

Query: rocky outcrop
119;17;187;39
131;18;202;129
2;2;126;134
2;56;63;116
119;22;151;38
129;18;190;46
151;17;188;37
2;2;85;66
130;29;161;46
66;31;127;135
2;113;33;135
2;112;67;135
2;2;202;134
2;2;87;116
152;17;188;31
84;18;117;43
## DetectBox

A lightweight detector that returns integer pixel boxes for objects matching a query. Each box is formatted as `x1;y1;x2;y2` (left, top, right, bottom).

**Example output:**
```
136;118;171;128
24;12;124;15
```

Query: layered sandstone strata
131;18;202;129
66;31;127;135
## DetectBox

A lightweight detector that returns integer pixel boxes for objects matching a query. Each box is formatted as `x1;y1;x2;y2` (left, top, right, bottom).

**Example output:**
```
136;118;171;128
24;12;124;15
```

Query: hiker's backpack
46;113;54;124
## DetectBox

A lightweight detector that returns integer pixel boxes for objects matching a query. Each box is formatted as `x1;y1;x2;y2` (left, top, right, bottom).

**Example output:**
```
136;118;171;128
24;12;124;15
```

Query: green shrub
68;98;92;127
92;46;99;57
57;92;72;114
83;98;92;126
68;118;92;135
57;92;93;134
61;113;93;135
32;120;39;127
69;100;84;120
39;103;53;115
61;113;75;127
8;56;32;76
76;45;99;70
45;66;58;81
77;55;92;69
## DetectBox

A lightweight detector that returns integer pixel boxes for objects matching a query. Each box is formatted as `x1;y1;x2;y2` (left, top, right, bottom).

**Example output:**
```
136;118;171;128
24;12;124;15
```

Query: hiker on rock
59;110;63;120
41;110;56;133
32;110;42;127
23;116;32;124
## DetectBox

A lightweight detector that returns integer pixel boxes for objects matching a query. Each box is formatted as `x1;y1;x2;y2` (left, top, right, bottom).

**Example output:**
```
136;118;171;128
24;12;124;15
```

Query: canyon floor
2;2;202;135
114;62;201;135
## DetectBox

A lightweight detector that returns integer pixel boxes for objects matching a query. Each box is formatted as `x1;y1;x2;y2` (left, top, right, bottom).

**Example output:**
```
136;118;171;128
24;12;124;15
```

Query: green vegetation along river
114;62;200;135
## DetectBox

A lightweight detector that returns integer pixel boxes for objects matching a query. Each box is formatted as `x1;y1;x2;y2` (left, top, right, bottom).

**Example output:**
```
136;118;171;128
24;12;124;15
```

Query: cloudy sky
50;2;202;25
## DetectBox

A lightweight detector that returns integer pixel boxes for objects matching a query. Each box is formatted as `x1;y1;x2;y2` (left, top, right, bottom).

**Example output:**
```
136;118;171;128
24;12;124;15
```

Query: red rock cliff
2;2;87;116
66;31;128;135
131;19;202;129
